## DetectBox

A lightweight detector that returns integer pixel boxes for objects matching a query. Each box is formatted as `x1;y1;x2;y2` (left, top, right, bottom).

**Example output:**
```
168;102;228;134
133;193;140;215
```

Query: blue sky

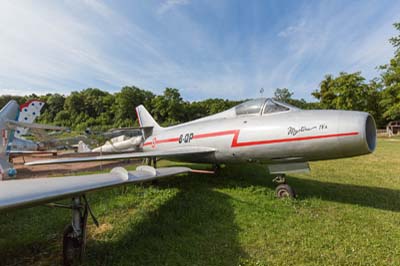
0;0;399;101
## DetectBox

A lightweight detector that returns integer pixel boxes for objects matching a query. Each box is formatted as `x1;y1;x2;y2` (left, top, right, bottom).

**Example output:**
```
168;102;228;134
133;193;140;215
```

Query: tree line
1;23;400;130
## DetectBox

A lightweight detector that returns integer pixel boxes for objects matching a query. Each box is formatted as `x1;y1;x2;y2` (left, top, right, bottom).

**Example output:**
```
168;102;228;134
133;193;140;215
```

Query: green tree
379;22;400;121
0;95;27;109
38;93;65;123
312;74;337;109
152;88;184;125
273;88;317;109
312;72;384;126
64;92;85;115
81;88;110;118
273;88;293;102
114;86;154;127
313;72;370;110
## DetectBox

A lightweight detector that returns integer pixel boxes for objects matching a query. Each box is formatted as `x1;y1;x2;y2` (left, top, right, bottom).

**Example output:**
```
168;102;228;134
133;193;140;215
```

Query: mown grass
0;138;399;266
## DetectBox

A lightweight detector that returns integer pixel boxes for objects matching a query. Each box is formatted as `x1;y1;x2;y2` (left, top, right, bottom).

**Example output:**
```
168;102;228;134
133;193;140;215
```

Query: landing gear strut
212;163;221;173
61;196;98;266
146;157;157;168
273;174;296;198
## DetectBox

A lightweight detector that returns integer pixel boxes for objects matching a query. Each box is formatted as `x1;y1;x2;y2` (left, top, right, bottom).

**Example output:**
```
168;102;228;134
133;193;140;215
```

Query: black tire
275;184;296;198
63;225;82;266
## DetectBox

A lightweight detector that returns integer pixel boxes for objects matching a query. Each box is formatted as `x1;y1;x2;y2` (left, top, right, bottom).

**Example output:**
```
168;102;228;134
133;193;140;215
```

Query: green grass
1;138;400;266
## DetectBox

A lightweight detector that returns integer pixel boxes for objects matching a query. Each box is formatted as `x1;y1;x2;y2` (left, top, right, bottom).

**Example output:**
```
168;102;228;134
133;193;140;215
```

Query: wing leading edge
25;146;216;166
0;166;191;211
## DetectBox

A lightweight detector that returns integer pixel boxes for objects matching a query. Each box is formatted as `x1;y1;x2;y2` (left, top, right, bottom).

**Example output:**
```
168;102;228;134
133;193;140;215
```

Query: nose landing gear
273;174;296;198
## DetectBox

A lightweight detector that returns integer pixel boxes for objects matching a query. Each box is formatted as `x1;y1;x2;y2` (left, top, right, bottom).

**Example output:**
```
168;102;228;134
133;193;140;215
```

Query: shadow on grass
206;163;400;213
288;177;400;212
86;185;246;266
0;206;67;265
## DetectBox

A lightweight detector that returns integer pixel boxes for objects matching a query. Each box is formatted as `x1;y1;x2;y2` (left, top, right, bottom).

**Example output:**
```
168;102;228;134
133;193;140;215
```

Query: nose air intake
365;115;376;153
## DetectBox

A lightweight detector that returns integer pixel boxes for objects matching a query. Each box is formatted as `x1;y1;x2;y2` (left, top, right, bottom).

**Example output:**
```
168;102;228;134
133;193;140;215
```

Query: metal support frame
46;195;98;266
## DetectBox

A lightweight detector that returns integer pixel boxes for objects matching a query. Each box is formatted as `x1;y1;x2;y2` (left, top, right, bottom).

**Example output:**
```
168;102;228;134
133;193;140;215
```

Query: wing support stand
60;195;99;266
146;157;157;168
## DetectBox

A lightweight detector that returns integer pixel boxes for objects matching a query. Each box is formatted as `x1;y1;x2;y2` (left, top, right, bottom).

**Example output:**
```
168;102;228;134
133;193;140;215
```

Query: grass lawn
0;138;399;265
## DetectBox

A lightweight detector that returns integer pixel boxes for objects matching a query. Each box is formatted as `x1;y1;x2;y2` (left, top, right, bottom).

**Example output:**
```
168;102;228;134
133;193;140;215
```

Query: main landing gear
48;195;98;266
146;157;157;168
273;174;296;199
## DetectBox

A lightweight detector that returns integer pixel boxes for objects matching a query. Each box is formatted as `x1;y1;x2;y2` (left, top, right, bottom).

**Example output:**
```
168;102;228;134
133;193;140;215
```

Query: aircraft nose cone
337;111;376;156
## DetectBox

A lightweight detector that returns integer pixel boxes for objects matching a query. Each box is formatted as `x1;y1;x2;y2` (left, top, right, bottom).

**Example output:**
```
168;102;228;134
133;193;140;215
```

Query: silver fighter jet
26;98;377;194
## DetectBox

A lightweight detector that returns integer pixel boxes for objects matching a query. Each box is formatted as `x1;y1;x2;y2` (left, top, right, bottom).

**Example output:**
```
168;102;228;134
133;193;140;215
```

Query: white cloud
158;0;189;14
257;1;400;99
0;1;188;95
278;20;306;38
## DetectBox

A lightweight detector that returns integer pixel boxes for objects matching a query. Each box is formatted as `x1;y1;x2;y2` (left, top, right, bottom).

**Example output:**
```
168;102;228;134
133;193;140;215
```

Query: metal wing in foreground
0;166;191;211
25;146;216;166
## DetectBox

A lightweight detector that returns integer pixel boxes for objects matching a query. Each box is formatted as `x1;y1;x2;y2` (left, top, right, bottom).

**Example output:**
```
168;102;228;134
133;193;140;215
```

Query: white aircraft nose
337;111;376;157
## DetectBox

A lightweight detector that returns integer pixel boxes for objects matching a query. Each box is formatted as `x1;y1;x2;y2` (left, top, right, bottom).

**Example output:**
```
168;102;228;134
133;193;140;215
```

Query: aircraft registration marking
144;130;359;148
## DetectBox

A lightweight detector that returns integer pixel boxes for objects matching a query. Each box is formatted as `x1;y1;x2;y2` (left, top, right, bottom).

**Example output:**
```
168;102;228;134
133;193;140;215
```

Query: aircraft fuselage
143;110;376;164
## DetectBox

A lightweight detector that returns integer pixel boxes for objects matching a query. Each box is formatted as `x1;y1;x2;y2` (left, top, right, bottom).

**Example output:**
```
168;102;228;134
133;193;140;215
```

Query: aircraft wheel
63;225;83;266
275;184;296;199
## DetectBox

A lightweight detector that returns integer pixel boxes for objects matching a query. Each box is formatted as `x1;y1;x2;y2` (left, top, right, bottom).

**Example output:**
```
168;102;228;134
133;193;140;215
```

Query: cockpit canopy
234;98;298;116
189;98;299;124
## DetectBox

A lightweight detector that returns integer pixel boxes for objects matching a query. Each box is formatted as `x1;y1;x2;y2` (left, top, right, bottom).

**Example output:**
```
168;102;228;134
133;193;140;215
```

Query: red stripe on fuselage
192;130;237;139
157;137;180;144
143;137;179;146
143;130;359;148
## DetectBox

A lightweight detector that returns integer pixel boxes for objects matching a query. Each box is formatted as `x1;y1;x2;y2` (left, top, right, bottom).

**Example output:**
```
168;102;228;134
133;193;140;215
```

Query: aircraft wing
6;120;67;131
25;146;216;166
9;150;57;155
8;150;57;157
0;166;191;211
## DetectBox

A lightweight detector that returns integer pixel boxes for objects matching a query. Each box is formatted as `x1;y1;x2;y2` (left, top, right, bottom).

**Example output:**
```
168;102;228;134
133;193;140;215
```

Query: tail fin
0;100;20;179
135;105;163;134
15;100;45;138
78;141;92;153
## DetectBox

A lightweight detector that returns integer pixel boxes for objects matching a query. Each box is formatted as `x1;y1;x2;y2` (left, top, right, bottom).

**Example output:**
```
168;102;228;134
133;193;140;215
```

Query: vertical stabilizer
0;101;20;179
15;100;45;138
135;105;163;135
78;141;92;153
